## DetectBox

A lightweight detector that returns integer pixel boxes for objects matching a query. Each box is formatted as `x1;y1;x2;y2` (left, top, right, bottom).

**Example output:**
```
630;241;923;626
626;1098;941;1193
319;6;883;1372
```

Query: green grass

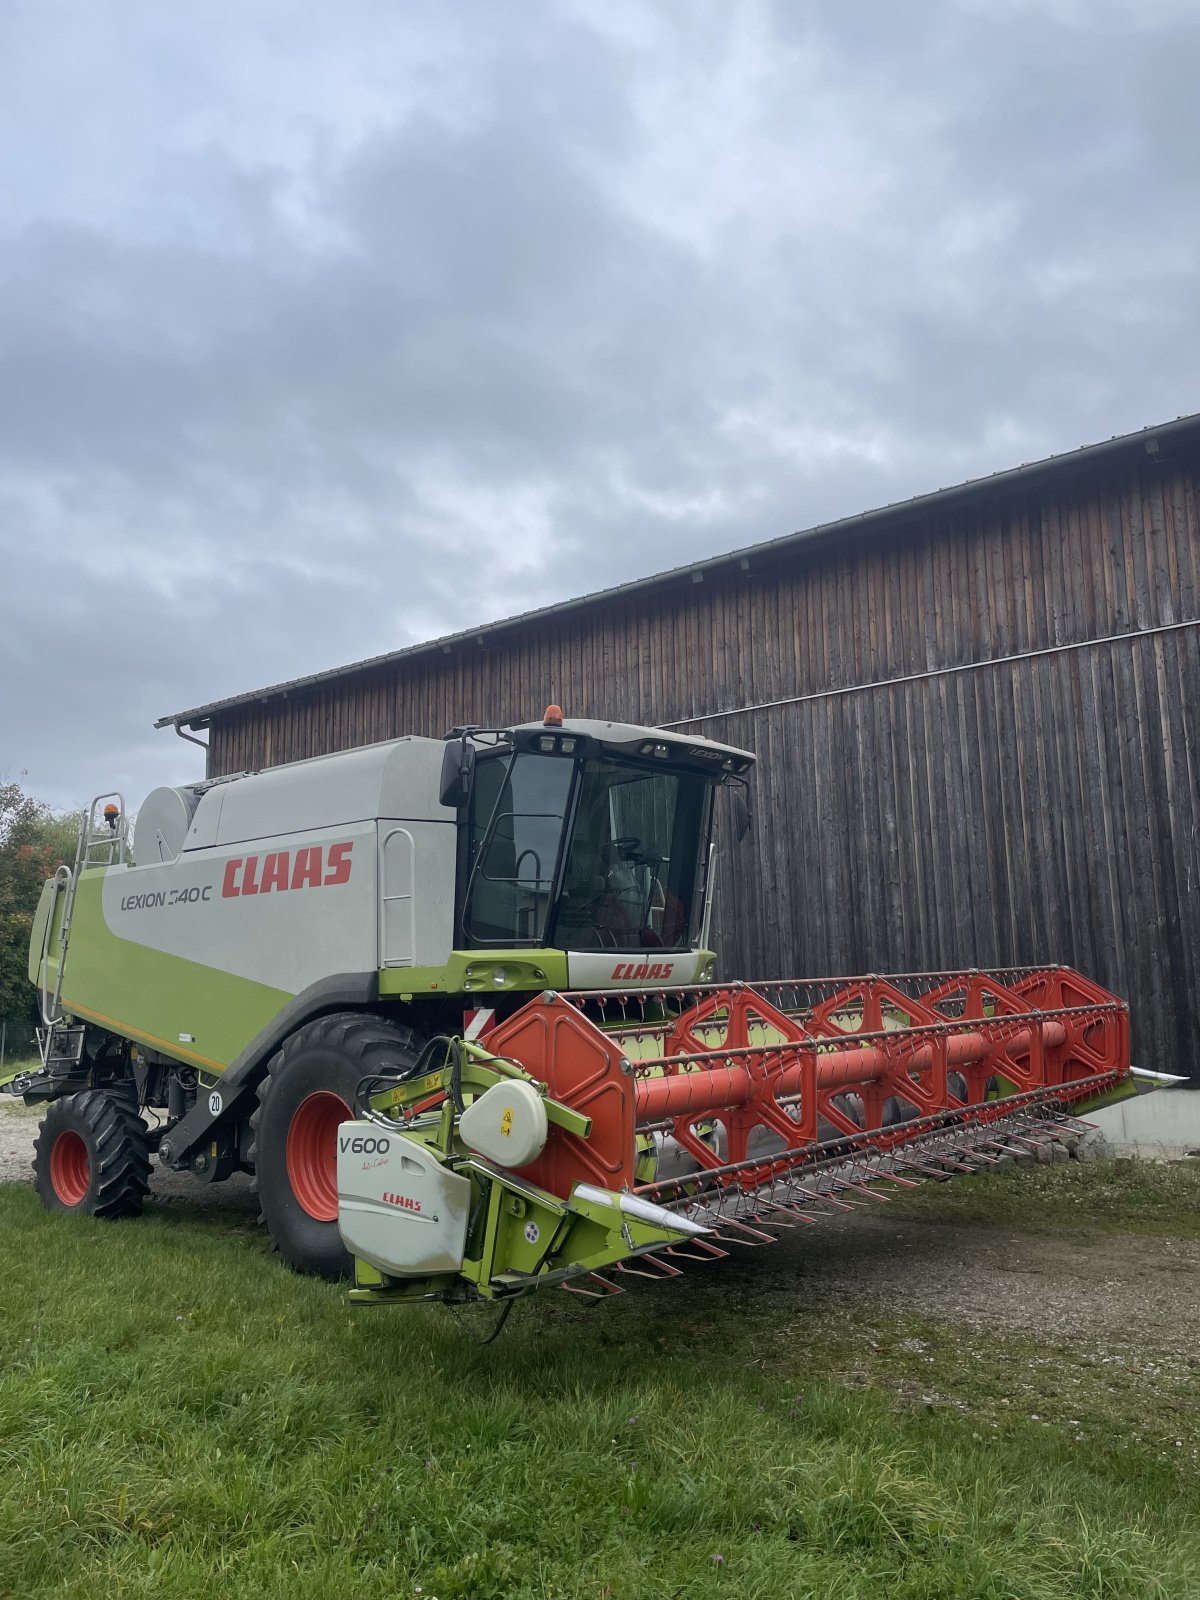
0;1057;43;1112
0;1170;1198;1600
0;1053;40;1076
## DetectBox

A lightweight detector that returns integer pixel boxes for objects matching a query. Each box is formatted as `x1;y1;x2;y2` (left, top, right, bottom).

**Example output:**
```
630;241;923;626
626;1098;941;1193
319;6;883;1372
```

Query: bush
0;778;79;1043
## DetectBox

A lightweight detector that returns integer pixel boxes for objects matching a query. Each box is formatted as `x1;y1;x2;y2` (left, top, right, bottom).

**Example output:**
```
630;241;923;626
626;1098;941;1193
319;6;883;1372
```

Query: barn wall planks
208;447;1200;1081
701;626;1200;1079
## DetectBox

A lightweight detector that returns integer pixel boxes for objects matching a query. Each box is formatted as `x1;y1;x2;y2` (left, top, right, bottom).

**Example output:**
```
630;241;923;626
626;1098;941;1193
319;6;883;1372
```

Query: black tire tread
32;1090;153;1219
248;1010;422;1274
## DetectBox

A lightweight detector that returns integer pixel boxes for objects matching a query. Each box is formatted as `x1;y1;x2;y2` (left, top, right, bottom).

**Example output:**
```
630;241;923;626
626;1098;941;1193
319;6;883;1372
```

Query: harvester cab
443;710;751;985
7;707;1135;1312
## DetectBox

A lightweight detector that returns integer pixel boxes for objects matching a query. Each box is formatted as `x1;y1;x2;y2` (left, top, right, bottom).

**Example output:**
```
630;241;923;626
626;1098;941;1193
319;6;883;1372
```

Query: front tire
32;1091;152;1218
250;1012;423;1278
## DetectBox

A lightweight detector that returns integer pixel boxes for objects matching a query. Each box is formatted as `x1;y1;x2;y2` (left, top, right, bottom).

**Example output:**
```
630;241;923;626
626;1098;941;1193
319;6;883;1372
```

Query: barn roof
158;409;1200;732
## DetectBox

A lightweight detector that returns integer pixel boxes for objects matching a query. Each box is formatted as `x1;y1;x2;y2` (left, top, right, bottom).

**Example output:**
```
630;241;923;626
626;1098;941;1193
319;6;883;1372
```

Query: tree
0;779;80;1050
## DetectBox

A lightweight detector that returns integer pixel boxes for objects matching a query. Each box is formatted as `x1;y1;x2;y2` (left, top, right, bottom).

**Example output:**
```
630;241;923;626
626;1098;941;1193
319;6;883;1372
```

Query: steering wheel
614;835;664;868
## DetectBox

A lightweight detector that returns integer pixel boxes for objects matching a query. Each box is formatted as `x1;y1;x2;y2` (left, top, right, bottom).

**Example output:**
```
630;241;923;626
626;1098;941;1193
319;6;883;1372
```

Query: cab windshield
462;753;712;951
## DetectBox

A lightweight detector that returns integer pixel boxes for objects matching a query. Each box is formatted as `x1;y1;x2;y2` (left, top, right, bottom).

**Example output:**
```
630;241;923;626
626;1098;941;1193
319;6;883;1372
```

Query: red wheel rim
50;1129;90;1206
286;1091;351;1221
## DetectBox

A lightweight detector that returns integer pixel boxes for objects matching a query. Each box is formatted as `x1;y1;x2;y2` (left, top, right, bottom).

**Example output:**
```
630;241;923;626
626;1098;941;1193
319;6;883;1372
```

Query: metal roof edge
157;409;1200;729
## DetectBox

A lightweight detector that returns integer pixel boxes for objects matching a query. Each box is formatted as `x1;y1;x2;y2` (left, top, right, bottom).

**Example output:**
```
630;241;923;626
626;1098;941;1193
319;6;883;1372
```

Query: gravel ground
722;1207;1200;1358
4;1099;1198;1359
0;1098;258;1214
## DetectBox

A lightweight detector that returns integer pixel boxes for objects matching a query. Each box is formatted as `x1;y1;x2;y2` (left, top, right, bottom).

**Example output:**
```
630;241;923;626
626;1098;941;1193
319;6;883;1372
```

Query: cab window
463;754;573;945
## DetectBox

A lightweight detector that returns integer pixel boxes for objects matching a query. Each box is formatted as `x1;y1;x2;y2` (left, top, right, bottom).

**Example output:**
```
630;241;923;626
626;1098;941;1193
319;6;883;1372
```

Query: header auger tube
337;964;1130;1306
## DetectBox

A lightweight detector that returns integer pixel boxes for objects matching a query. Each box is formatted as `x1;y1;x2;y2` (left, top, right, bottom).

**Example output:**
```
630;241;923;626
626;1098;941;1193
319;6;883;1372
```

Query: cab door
379;826;416;968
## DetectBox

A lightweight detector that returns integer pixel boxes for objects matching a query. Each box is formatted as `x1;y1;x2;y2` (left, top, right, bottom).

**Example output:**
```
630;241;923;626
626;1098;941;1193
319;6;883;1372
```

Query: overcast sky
1;0;1197;810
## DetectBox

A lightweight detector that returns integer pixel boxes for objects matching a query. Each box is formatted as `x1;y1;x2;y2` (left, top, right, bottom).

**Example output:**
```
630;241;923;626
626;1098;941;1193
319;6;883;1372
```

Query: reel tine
953;1144;1001;1166
792;1183;856;1213
712;1219;777;1246
615;1253;685;1280
931;1152;978;1172
836;1181;893;1203
742;1203;798;1229
663;1238;730;1263
974;1143;1010;1162
894;1155;953;1178
774;1183;822;1221
760;1207;797;1228
562;1272;624;1299
998;1131;1044;1152
757;1200;817;1226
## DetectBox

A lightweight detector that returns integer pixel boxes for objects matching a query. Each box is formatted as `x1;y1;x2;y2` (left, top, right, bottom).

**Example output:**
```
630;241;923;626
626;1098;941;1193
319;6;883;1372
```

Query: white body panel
572;1183;710;1236
378;821;456;969
100;738;457;992
337;1123;472;1276
458;1079;548;1167
507;718;754;769
565;949;706;989
132;786;199;865
186;738;450;849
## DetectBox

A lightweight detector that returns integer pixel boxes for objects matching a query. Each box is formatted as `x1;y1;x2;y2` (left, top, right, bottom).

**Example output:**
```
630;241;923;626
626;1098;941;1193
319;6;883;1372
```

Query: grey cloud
1;1;1198;809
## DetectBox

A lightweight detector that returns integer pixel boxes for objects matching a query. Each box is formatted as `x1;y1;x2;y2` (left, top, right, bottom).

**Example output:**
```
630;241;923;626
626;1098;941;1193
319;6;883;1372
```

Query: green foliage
0;1173;1197;1599
0;778;79;1045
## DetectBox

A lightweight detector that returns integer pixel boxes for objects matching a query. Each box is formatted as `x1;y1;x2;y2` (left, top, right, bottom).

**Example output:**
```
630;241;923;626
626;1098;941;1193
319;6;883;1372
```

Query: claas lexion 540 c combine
5;707;1132;1311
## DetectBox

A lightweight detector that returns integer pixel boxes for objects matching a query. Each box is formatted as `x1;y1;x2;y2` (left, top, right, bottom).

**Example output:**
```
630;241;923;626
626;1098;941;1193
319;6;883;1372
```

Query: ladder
40;793;129;1046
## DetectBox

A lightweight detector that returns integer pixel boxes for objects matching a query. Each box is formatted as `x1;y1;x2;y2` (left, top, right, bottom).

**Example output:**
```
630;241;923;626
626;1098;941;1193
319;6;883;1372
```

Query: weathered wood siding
209;446;1200;1081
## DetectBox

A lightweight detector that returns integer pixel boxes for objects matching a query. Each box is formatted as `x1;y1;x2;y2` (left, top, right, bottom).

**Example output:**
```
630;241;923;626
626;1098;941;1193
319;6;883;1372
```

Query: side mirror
439;740;476;808
732;789;752;843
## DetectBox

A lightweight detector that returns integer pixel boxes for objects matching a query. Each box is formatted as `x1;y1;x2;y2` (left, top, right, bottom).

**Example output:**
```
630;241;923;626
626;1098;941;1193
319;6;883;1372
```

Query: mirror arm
439;734;478;809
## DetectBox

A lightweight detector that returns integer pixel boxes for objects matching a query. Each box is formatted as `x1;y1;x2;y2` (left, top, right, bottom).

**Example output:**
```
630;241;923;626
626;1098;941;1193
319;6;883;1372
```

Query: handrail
46;791;129;1029
40;865;72;1028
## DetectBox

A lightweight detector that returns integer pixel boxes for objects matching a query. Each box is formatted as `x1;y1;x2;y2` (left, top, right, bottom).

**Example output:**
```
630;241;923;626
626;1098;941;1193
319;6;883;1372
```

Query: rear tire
250;1012;424;1279
32;1091;152;1218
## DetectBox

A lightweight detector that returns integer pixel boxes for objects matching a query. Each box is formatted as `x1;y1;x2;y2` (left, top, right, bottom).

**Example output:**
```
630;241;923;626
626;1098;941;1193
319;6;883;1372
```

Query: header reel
336;966;1130;1309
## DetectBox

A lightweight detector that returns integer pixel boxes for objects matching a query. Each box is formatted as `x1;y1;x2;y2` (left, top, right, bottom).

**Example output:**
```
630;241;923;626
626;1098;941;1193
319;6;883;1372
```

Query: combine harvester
5;708;1131;1312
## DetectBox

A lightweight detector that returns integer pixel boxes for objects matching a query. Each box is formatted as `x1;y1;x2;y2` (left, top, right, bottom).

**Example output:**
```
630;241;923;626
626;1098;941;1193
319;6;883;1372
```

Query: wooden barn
161;413;1200;1083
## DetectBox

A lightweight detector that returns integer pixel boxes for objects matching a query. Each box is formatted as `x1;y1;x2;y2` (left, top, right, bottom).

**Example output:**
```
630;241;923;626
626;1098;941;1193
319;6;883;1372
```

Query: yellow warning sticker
500;1107;514;1137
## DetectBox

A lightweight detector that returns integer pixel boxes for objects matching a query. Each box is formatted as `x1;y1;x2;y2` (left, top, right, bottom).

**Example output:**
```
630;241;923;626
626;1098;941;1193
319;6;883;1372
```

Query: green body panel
40;869;290;1074
27;880;57;986
346;1039;701;1304
378;949;570;999
1069;1078;1140;1115
378;948;714;1001
348;1161;701;1306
